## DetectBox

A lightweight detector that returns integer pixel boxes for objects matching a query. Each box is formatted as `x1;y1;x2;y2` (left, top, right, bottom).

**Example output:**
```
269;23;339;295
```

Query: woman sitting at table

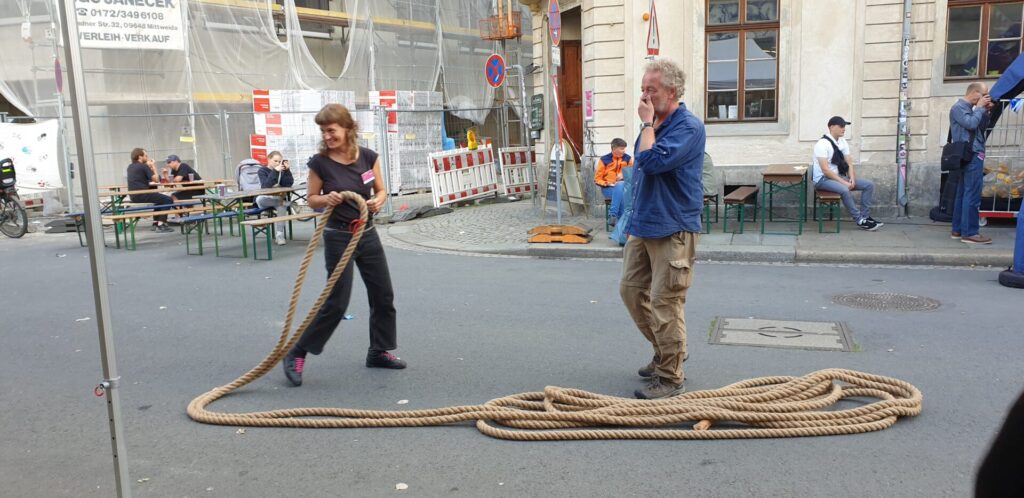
282;103;404;387
255;151;294;246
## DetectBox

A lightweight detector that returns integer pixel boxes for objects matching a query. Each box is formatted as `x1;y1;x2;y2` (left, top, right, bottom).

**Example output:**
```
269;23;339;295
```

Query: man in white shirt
811;116;882;231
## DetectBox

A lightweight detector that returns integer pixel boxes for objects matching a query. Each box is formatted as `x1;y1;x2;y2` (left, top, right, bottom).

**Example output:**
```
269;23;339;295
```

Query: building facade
526;0;1015;217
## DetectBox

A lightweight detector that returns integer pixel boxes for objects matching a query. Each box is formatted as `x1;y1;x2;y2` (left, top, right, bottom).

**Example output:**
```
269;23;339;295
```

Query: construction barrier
428;145;499;208
498;146;538;197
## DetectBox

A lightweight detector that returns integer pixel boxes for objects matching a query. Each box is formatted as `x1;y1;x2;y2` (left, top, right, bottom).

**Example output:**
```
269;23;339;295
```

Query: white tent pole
54;1;132;496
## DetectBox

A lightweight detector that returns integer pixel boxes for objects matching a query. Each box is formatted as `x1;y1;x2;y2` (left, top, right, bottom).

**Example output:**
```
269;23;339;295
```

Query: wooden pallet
527;225;592;244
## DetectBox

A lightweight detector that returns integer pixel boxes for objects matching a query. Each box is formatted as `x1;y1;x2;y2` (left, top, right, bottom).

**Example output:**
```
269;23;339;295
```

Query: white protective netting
0;0;531;191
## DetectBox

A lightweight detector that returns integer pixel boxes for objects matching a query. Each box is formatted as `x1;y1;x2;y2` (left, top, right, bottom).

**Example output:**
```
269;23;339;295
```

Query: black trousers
173;190;198;201
129;193;174;223
297;227;397;355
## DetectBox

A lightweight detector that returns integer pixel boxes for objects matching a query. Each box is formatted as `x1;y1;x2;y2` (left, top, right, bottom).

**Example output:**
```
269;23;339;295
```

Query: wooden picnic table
195;186;299;258
98;179;233;194
760;164;809;235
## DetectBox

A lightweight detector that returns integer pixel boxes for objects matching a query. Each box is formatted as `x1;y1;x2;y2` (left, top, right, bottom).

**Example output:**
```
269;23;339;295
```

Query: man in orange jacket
596;138;633;225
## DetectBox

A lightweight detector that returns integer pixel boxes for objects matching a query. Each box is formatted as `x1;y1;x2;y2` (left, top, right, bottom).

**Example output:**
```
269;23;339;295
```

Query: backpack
821;135;849;177
236;159;263;192
0;158;15;189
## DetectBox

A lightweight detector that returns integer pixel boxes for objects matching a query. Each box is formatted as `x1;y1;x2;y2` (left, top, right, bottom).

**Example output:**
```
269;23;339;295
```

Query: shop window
946;1;1023;79
706;0;779;122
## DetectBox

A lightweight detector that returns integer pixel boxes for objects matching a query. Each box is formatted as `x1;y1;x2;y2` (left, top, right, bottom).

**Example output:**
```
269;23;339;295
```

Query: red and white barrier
428;146;499;208
498;146;538;196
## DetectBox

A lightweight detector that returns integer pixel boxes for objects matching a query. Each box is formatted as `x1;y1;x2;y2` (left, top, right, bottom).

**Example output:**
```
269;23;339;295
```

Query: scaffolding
0;0;535;208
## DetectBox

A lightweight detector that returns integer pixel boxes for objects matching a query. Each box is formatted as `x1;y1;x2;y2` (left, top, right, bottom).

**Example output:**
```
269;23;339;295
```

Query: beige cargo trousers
619;231;698;385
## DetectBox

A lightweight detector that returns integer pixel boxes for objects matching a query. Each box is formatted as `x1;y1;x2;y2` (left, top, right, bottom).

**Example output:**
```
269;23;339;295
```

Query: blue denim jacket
625;102;706;238
950;98;989;155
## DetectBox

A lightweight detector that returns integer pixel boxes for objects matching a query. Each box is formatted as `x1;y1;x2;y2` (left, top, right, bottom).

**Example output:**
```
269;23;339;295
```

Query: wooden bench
177;206;271;256
814;189;842;233
722;186;759;234
241;212;321;261
101;205;213;250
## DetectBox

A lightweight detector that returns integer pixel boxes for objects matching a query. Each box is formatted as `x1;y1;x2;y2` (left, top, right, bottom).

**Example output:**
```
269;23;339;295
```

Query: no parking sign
485;53;505;88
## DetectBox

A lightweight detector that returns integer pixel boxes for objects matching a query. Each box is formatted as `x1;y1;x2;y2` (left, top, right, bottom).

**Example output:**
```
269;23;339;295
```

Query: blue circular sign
485;54;505;88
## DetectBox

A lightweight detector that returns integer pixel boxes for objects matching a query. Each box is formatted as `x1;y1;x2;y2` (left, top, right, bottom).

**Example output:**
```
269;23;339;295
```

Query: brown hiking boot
961;234;992;245
634;376;686;399
638;352;688;378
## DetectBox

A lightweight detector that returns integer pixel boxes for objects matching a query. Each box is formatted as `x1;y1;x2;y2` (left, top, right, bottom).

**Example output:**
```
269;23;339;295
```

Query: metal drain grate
832;292;941;312
709;317;854;352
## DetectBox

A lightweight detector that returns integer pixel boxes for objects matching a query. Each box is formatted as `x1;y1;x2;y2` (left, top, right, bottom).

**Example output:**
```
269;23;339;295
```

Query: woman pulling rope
282;104;406;388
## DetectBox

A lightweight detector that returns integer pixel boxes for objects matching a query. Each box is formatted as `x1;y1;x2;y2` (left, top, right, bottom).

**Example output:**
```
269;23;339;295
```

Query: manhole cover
832;292;941;312
709;317;853;352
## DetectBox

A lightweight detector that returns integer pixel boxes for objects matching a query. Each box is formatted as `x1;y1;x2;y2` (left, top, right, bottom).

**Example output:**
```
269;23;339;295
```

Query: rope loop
187;193;923;440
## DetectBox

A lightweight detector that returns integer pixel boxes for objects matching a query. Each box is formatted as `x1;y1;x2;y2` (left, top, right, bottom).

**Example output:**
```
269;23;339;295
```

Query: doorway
558;7;583;160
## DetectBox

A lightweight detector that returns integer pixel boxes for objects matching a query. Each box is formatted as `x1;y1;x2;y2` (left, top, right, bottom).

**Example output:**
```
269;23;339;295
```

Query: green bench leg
815;199;842;233
113;220;122;249
250;225;273;261
703;203;711;234
604;201;611;232
738;204;745;234
185;222;205;256
126;219;140;250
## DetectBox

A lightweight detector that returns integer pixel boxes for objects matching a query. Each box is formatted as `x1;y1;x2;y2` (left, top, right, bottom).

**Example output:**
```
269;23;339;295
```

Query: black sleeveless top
307;147;379;229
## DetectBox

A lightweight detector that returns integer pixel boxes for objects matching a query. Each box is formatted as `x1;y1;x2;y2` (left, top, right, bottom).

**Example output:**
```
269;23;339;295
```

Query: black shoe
857;219;879;231
366;350;406;369
866;217;884;228
155;224;174;233
283;351;305;386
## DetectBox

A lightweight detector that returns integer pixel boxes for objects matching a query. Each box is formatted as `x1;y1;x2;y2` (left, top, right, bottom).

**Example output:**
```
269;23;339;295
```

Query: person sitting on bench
702;151;716;196
595;138;633;226
811;116;883;231
255;151;295;246
126;148;174;233
165;154;202;201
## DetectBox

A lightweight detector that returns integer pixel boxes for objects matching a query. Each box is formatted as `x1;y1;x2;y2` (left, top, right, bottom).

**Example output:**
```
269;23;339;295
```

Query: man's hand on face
638;94;655;123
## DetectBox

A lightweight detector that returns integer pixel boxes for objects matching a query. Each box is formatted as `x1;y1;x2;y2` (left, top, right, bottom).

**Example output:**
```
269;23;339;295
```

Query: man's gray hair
644;59;687;98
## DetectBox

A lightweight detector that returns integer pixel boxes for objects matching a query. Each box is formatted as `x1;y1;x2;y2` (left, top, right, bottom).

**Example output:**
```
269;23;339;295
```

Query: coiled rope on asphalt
187;192;923;440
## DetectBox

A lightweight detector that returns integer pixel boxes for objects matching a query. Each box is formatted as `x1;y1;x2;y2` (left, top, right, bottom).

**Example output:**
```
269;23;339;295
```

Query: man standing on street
620;59;705;400
950;82;994;244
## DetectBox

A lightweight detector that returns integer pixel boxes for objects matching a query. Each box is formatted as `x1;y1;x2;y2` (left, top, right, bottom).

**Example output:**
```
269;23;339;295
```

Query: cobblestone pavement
400;200;596;246
382;197;1017;267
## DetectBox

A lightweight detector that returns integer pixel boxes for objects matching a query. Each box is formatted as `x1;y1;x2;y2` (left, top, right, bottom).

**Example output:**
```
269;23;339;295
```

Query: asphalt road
1;230;1021;497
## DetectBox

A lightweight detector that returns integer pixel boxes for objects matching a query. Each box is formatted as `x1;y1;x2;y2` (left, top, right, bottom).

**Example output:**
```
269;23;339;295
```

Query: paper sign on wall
0;120;63;190
75;1;184;51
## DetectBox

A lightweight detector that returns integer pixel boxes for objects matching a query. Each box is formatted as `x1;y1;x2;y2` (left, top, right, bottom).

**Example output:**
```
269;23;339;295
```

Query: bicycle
0;158;27;238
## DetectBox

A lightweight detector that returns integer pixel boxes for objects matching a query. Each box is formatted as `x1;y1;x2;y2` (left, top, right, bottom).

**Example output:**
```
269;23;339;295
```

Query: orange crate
479;12;522;40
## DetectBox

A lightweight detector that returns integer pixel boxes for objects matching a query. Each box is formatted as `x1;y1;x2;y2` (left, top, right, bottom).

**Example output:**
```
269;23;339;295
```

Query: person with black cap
811;116;882;231
165;155;202;201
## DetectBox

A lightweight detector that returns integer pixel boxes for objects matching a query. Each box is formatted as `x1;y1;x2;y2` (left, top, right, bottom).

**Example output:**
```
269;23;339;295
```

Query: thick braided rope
187;194;923;440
